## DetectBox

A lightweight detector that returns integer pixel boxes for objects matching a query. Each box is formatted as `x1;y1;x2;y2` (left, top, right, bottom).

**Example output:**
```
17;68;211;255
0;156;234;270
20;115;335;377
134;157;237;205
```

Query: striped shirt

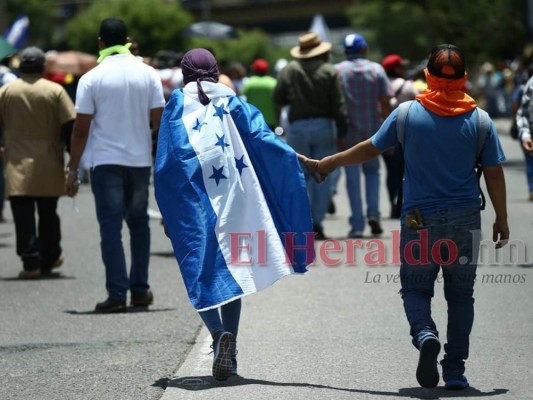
335;56;391;144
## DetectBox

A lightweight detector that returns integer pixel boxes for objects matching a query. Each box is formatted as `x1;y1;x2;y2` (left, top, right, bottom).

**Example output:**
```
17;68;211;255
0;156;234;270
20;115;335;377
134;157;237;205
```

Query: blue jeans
523;144;533;193
287;118;336;229
90;165;151;301
400;208;480;379
344;157;381;232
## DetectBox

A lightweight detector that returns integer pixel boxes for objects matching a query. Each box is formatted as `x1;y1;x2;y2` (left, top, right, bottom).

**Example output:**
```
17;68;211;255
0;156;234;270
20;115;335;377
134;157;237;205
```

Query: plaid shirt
516;76;533;141
335;56;391;144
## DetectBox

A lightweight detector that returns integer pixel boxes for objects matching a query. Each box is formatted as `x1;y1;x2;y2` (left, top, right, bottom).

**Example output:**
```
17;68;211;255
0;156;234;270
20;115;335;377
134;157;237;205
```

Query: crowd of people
0;15;530;389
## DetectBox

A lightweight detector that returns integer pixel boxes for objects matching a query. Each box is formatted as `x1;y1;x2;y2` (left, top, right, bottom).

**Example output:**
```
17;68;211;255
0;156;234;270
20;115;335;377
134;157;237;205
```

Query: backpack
396;100;490;210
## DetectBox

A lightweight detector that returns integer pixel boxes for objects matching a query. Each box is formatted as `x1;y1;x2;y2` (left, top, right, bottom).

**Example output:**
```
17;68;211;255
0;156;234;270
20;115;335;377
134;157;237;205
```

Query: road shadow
163;375;508;398
151;251;175;258
0;273;75;281
64;306;176;315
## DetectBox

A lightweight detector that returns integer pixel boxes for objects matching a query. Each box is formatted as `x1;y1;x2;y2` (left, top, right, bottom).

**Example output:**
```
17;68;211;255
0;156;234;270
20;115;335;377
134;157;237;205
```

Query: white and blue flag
154;82;314;311
3;14;29;49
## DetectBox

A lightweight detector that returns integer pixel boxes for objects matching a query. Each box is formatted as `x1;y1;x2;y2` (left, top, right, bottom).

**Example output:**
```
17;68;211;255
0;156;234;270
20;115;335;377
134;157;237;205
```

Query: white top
75;54;165;168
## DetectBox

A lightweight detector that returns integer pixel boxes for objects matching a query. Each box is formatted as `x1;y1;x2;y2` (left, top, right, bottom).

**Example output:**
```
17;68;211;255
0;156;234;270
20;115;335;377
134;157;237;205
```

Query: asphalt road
1;117;532;400
0;177;202;400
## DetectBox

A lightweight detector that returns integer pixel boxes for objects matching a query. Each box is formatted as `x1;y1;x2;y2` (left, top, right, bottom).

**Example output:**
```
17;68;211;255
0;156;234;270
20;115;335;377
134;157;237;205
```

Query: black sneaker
131;290;154;307
444;375;469;390
368;218;383;236
95;297;127;313
212;331;234;381
416;336;441;388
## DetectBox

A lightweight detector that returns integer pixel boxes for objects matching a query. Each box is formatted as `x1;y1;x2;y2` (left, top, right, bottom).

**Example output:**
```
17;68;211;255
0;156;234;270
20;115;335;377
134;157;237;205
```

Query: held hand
297;154;326;183
65;171;81;197
493;219;510;249
523;138;533;154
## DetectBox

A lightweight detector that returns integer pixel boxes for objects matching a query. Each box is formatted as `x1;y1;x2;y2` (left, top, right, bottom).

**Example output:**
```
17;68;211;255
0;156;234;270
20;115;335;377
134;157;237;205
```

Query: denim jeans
287;118;336;229
522;144;533;193
90;165;151;301
400;208;480;379
344;157;381;232
10;196;61;271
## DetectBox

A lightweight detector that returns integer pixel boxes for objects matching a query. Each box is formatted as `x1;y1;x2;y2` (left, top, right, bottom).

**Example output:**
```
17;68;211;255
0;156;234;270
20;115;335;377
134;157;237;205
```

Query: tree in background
5;0;56;48
347;0;527;65
188;29;290;76
66;0;192;58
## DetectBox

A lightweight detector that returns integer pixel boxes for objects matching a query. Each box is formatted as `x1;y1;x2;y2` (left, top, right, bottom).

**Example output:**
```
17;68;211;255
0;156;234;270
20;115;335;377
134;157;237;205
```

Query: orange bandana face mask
415;69;477;116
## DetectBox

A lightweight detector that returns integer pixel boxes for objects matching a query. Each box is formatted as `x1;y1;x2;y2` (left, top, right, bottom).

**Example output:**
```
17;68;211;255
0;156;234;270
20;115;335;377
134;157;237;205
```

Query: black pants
10;196;62;272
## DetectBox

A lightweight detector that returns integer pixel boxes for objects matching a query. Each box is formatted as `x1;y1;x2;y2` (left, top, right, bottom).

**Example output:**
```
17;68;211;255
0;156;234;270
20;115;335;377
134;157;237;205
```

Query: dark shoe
41;254;65;275
416;336;441;388
18;269;41;280
313;224;328;241
131;290;154;307
212;331;234;381
327;199;336;214
95;297;127;313
52;253;64;269
368;218;383;235
444;375;469;390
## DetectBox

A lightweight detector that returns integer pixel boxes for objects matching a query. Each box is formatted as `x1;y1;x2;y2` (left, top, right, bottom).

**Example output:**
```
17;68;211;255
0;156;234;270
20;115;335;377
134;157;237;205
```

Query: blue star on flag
192;118;206;131
235;155;248;176
215;134;230;152
213;104;229;121
209;165;227;186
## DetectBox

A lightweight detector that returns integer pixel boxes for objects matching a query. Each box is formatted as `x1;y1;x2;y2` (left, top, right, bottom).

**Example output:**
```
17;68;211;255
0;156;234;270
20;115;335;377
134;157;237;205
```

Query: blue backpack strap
476;107;490;210
396;100;414;148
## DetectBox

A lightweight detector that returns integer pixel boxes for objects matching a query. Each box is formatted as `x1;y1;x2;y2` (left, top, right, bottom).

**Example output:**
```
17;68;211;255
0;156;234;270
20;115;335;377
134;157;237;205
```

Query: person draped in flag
317;44;509;390
154;48;316;381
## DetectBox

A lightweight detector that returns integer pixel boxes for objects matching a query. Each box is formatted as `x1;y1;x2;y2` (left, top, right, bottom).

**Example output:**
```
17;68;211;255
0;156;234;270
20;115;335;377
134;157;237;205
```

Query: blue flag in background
3;14;29;49
154;82;314;311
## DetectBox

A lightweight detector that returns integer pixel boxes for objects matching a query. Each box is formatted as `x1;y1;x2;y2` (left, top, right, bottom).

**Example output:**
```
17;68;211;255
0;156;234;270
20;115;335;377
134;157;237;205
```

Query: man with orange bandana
316;44;509;390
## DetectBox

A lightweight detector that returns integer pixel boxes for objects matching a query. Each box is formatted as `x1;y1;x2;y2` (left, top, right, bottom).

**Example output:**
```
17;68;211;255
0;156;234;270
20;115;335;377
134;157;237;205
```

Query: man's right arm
65;113;92;197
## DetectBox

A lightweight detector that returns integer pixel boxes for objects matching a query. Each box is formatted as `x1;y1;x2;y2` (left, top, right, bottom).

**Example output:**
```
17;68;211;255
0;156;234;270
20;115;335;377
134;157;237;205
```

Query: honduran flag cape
154;81;314;311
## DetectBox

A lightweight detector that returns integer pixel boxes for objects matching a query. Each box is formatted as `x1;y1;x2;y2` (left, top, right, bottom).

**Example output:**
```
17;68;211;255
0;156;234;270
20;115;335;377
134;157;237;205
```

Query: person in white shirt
66;18;165;313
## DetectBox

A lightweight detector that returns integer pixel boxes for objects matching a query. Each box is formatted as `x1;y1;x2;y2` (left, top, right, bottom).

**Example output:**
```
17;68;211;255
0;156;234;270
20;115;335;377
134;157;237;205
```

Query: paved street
1;118;532;399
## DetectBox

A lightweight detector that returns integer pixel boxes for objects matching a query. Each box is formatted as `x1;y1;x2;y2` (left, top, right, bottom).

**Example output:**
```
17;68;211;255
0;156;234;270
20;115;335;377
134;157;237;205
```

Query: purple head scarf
181;48;220;105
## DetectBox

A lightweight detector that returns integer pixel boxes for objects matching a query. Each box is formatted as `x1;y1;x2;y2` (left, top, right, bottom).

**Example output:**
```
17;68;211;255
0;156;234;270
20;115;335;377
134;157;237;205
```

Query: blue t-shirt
371;101;505;214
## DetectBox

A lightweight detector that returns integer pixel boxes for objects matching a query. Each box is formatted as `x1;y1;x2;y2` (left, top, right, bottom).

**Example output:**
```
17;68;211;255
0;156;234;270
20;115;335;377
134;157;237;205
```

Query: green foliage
66;0;192;57
187;29;290;75
347;0;527;65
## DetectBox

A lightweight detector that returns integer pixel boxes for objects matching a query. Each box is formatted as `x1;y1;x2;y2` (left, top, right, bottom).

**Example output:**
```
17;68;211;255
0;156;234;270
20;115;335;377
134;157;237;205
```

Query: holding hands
297;153;338;183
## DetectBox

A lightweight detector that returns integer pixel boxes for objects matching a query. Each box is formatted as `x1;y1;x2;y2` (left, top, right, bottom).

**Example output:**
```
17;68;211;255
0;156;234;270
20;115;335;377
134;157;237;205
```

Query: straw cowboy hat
290;32;332;59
